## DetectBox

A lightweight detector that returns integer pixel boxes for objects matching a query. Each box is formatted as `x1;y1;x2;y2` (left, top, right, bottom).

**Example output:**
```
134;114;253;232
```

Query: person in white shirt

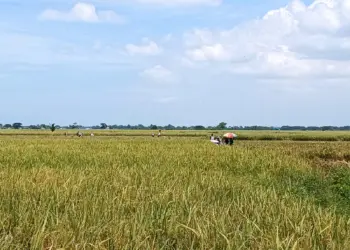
210;133;215;140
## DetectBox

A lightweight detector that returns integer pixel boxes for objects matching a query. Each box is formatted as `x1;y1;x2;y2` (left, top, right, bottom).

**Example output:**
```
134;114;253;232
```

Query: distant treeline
0;122;350;131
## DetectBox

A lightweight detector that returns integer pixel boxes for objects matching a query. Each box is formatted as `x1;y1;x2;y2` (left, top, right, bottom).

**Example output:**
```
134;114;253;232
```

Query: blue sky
0;0;349;126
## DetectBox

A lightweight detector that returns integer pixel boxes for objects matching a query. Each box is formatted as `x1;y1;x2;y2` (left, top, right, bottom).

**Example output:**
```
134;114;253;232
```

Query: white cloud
7;0;350;81
141;65;174;82
39;2;123;23
183;0;350;78
98;0;221;6
126;38;162;55
186;44;231;61
136;0;221;6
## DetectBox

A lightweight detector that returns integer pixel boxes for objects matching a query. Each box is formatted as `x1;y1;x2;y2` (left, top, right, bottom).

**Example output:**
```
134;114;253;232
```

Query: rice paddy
0;132;350;249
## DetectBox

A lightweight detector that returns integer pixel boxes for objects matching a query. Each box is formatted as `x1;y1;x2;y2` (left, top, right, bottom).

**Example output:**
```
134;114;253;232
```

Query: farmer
212;136;222;145
223;137;229;145
229;138;234;145
223;133;237;146
210;133;215;140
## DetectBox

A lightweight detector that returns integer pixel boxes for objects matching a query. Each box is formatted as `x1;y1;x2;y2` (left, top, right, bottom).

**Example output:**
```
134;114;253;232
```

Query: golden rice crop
0;136;350;249
2;129;350;141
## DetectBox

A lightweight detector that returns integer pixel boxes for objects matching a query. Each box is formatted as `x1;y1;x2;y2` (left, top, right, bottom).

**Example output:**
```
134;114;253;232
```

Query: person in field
223;133;237;146
158;130;161;137
210;136;222;145
223;137;229;145
211;133;236;146
210;133;215;140
229;138;234;145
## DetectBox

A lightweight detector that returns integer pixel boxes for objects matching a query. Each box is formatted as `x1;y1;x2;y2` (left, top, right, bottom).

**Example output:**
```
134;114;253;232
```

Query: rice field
0;135;350;249
2;129;350;141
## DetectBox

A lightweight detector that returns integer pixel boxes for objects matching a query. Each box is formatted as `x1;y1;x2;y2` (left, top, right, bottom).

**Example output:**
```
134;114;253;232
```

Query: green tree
12;123;22;129
69;122;81;129
216;122;227;130
194;125;206;130
29;125;40;129
150;124;158;130
165;124;175;130
100;123;108;129
50;123;57;132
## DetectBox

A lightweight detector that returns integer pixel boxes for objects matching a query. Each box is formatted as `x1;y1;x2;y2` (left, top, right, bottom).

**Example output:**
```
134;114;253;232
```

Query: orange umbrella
223;133;237;138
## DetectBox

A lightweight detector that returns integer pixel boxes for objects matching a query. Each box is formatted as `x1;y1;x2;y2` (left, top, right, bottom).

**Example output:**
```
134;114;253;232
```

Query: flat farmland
0;135;350;249
1;129;350;141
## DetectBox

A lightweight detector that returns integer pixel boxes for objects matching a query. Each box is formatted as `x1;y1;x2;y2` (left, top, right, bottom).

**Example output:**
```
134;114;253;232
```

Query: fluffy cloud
9;0;350;80
39;2;123;23
183;0;350;78
135;0;221;6
186;44;230;61
95;0;221;6
141;65;173;81
126;39;162;56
